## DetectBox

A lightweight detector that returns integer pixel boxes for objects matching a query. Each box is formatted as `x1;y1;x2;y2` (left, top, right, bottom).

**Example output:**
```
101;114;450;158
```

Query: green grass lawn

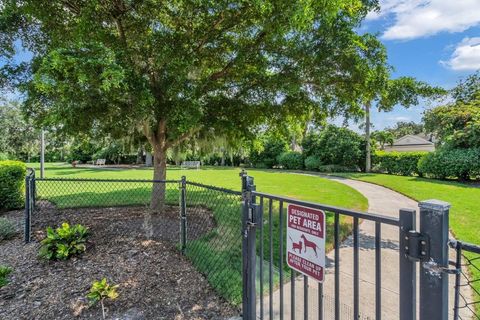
26;162;367;304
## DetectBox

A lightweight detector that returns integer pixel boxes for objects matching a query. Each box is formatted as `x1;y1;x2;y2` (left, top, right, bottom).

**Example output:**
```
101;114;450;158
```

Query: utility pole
40;130;45;178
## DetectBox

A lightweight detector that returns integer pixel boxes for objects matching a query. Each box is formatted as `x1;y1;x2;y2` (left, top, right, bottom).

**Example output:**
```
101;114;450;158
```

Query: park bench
181;161;200;169
95;159;106;166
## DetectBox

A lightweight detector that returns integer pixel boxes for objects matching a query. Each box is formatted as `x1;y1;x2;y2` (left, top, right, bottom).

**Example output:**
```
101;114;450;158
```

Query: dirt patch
0;206;237;320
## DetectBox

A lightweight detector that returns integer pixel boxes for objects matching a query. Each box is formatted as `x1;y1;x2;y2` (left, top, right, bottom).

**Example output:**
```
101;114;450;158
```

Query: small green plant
0;265;12;287
39;222;89;260
87;278;119;319
0;218;16;241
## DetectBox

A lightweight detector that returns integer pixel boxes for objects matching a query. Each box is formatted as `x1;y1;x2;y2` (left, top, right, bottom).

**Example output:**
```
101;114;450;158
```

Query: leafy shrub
0;265;12;287
0;218;16;241
249;136;288;168
278;151;304;170
39;222;89;260
0;160;26;210
304;155;322;171
0;153;9;161
373;151;427;176
87;278;119;319
418;148;480;180
302;125;367;170
317;164;359;173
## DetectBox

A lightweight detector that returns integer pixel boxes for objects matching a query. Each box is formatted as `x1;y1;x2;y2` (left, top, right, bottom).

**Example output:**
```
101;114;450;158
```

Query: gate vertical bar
375;222;382;320
419;200;450;320
399;209;416;320
24;173;31;243
242;172;257;320
452;241;461;320
180;175;187;254
353;217;359;319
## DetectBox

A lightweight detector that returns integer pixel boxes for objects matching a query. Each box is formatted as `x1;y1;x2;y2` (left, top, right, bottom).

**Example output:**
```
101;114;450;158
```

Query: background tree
0;99;39;161
1;0;386;210
359;70;446;172
385;121;424;138
372;130;394;150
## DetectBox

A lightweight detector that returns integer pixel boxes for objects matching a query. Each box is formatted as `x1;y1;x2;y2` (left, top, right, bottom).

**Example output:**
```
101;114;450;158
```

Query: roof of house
392;134;434;147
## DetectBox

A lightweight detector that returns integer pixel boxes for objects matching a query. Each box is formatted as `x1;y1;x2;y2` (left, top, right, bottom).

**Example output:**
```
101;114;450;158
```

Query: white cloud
367;0;480;40
440;37;480;71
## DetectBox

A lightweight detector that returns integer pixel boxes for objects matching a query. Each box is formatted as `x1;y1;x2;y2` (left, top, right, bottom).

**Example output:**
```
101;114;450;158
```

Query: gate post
399;209;416;320
24;173;31;243
241;171;257;320
180;176;187;254
419;200;450;320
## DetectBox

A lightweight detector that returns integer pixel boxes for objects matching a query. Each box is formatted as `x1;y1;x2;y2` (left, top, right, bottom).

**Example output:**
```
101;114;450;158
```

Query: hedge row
372;151;427;176
0;161;26;210
372;149;480;180
418;148;480;180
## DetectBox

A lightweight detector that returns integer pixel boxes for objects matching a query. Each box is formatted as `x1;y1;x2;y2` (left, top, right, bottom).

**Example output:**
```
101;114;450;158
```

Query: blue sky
343;0;480;131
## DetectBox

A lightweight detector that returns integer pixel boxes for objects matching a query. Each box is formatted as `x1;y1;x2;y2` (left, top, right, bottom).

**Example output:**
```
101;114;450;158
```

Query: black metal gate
239;172;479;320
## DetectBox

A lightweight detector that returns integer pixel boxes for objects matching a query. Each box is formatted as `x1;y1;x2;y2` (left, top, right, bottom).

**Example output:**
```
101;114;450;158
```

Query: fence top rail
186;181;242;196
35;177;180;183
449;239;480;254
252;190;400;226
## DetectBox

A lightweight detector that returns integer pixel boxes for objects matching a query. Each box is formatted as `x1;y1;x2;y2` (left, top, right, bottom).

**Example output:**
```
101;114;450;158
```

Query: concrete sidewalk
258;175;470;319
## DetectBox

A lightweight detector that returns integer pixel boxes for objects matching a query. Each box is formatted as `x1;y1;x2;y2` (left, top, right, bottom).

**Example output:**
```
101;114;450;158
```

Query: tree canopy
1;0;395;208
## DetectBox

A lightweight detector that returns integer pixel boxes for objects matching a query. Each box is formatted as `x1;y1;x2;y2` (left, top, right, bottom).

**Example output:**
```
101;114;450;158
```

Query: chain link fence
451;240;480;320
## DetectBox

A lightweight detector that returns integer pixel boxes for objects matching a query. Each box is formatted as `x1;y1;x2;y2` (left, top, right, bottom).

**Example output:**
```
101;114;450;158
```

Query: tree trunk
150;143;167;213
365;101;372;173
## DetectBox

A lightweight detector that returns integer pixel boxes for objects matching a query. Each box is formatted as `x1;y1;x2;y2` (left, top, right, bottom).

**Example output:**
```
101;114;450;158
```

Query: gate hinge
404;230;430;262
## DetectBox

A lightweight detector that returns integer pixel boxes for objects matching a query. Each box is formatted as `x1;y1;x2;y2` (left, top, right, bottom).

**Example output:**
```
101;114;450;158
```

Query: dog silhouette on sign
289;236;303;254
301;234;318;257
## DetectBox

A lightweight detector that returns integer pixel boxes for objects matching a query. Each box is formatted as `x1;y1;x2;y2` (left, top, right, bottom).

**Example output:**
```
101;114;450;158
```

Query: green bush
0;153;9;161
0;265;12;287
373;151;427;176
418;148;480;180
0;218;16;241
304;155;322;171
39;222;89;260
0;160;26;210
249;136;288;168
302;125;367;170
278;151;304;170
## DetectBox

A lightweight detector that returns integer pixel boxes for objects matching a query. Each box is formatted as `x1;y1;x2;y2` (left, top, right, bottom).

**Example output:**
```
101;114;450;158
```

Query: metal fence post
399;209;416;320
241;171;257;320
180;176;187;254
419;200;450;320
24;174;31;243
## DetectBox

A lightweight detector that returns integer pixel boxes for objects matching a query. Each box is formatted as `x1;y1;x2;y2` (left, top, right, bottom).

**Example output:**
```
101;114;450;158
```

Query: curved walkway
261;174;465;319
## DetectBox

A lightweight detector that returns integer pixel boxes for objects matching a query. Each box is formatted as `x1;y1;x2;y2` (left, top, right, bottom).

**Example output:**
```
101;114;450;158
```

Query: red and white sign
286;204;326;282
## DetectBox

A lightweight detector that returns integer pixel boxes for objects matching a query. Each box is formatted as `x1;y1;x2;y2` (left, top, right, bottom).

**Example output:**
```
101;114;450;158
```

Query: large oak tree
2;0;386;210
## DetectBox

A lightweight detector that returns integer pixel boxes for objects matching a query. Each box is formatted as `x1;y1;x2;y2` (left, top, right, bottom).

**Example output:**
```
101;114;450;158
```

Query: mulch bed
0;206;237;320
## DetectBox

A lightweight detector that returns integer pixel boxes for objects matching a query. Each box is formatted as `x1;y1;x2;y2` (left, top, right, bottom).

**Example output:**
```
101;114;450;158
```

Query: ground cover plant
0;218;16;241
87;278;119;320
0;265;12;288
39;222;89;260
